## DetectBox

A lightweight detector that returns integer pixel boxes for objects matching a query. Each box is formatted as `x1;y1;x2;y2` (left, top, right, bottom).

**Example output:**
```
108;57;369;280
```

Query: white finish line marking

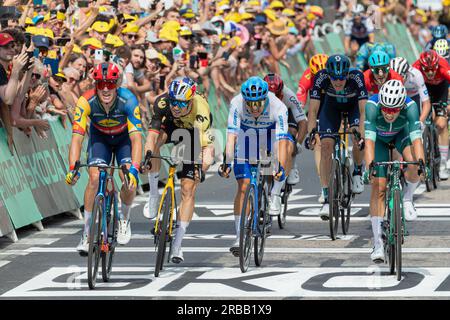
130;234;357;241
3;267;450;298
18;247;450;254
0;261;11;268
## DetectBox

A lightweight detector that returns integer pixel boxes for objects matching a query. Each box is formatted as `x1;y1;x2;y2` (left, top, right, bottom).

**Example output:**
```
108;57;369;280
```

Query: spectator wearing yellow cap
80;37;102;67
89;21;111;43
178;26;194;52
121;23;140;46
268;0;285;20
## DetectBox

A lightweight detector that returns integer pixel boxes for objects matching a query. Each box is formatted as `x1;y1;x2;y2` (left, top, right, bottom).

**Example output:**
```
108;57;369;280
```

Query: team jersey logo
98;119;121;127
158;99;167;109
74;108;82;122
133;106;141;120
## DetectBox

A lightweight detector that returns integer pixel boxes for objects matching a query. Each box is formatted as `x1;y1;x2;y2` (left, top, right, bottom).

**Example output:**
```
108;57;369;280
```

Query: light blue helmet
241;77;269;101
432;24;448;40
368;50;390;67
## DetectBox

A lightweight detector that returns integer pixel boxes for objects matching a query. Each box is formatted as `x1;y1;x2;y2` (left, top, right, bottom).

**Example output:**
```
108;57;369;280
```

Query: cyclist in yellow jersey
142;77;215;263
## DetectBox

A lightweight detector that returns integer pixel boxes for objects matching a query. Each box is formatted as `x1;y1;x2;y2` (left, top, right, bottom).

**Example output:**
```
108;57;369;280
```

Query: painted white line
130;234;356;241
16;238;60;246
22;246;450;254
195;203;450;209
40;228;80;235
0;260;10;268
190;215;450;222
0;250;31;256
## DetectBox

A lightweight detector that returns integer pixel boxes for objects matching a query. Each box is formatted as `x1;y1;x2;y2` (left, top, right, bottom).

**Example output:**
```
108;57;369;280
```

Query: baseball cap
159;28;179;43
121;23;140;34
32;35;50;49
269;1;284;9
91;21;111;33
179;26;193;36
254;13;267;24
201;21;218;34
105;34;124;47
0;33;14;47
146;31;161;43
35;28;55;39
32;15;45;25
145;48;159;60
161;21;181;31
81;37;102;49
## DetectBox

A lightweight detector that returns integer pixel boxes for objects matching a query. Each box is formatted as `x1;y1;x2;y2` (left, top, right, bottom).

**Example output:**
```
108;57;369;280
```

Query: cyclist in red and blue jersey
65;62;143;255
306;54;367;220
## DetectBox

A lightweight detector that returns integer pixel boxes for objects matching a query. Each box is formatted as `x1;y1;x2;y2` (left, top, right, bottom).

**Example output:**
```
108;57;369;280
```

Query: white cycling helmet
433;39;449;58
389;57;410;79
352;4;365;15
380;80;406;109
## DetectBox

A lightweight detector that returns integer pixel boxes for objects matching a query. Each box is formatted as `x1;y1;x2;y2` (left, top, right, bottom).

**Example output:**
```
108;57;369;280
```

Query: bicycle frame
154;165;177;238
384;162;405;246
95;168;119;253
248;164;262;237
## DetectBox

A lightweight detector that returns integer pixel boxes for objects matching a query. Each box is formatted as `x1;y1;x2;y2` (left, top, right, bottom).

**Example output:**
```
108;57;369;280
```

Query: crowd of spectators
0;0;326;148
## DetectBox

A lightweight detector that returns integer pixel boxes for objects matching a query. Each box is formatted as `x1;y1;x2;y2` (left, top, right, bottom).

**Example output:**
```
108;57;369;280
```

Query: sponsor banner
0;128;42;229
5;267;450;298
12;125;78;218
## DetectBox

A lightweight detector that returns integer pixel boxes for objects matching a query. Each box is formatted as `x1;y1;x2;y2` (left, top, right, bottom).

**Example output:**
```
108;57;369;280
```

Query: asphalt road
1;150;450;300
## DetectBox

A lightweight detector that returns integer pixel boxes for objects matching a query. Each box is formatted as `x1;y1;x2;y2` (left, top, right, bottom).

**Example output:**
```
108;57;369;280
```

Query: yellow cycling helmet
309;53;328;75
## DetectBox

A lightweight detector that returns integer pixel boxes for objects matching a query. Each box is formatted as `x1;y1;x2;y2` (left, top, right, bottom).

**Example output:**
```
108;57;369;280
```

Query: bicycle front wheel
341;159;352;235
255;182;269;266
88;195;104;290
329;159;340;240
422;127;433;192
102;193;118;282
394;189;402;281
240;185;255;273
154;188;172;277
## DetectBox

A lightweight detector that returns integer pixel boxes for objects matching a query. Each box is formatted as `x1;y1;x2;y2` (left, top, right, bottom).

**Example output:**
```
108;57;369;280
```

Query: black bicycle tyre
255;181;269;266
394;189;402;281
240;185;255;273
329;159;340;240
102;193;118;282
278;184;289;229
154;188;171;277
432;128;440;188
341;160;352;234
88;195;103;290
422;127;433;192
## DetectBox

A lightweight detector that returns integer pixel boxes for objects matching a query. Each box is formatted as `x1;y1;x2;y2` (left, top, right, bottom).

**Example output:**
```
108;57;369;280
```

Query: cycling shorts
87;127;132;166
427;80;449;104
373;127;411;178
318;98;360;139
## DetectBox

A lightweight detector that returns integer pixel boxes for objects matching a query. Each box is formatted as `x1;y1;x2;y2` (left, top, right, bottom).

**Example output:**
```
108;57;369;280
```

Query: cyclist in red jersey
297;53;328;203
413;50;450;179
364;50;403;95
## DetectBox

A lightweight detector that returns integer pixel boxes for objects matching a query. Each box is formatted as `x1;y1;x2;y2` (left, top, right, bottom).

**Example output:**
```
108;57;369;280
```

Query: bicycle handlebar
73;160;130;187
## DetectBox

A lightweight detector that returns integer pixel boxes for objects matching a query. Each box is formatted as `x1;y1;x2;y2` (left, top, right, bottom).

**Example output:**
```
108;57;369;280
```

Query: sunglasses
32;73;41;80
212;22;224;27
329;74;347;81
35;5;48;11
96;81;117;90
127;34;138;40
371;66;389;75
181;36;193;40
245;100;265;109
422;66;437;73
381;106;401;114
169;99;190;108
273;8;283;11
1;42;16;50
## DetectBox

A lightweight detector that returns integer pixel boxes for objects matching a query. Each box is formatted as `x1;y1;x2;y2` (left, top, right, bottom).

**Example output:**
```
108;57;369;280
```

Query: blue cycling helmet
432;24;448;40
326;54;350;78
368;50;390;67
168;76;197;101
241;76;269;101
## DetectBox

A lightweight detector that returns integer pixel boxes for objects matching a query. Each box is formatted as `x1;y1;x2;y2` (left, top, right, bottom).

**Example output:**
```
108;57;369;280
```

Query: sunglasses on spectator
371;66;389;75
245;100;265;109
381;106;401;114
32;73;41;80
212;21;224;28
273;8;283;12
35;5;48;11
126;34;138;40
96;80;117;90
169;99;190;108
181;35;193;40
53;76;65;84
329;74;347;81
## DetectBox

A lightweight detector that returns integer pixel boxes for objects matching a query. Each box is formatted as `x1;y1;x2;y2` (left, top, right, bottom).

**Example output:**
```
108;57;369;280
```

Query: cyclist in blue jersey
65;62;143;255
306;54;367;220
356;41;396;71
425;24;449;51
